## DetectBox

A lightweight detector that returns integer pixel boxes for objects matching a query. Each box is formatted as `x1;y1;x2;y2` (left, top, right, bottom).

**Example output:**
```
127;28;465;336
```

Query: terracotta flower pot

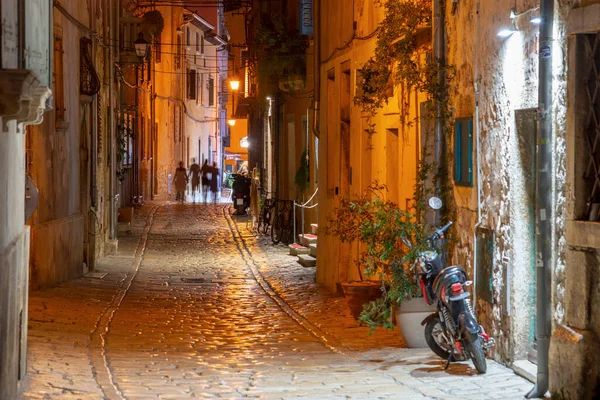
340;281;382;320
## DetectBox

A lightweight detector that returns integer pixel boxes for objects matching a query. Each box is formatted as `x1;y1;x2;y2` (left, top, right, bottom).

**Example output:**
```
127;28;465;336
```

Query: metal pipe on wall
108;0;116;240
433;0;446;225
527;0;554;397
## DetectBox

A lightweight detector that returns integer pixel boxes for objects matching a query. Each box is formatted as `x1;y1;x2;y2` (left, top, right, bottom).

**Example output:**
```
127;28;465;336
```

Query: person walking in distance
200;159;212;203
188;159;201;202
173;161;188;202
210;162;220;203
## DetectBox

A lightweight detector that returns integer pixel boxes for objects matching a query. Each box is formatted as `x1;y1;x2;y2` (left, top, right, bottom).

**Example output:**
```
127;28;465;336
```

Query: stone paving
19;202;538;399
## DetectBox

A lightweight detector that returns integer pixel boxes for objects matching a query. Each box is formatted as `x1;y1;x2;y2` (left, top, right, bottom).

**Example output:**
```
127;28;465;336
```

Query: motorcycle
231;173;251;215
403;196;495;374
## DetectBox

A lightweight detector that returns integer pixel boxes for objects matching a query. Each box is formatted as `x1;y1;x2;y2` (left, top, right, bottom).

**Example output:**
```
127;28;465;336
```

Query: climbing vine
354;0;456;223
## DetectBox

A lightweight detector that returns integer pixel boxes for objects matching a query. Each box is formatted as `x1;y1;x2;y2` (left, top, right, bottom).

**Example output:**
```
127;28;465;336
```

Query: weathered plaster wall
317;1;425;290
27;1;89;289
445;0;570;364
550;1;600;398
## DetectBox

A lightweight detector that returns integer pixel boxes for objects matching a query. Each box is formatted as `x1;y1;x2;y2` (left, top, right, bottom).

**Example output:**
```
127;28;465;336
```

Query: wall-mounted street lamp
240;136;249;148
134;32;150;59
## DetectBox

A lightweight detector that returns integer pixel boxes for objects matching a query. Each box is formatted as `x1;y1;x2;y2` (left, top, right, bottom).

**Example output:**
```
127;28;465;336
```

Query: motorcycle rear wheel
424;316;452;360
465;332;487;374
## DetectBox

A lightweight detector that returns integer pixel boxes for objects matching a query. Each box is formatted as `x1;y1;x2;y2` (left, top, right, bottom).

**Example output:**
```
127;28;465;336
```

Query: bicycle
271;199;295;245
257;197;276;235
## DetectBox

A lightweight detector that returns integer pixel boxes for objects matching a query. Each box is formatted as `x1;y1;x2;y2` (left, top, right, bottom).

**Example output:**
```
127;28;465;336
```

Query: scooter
231;173;251;215
404;196;495;374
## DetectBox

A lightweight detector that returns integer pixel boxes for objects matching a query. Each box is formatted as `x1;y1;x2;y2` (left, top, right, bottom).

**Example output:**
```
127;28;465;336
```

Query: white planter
394;298;436;348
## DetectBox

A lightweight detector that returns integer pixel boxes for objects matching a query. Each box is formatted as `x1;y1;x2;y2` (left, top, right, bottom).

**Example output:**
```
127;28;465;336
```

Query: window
208;76;214;106
196;32;200;52
454;118;473;186
197;74;203;105
201;35;204;54
187;69;197;99
175;36;181;70
186;27;191;46
155;34;161;63
141;117;146;160
53;35;65;123
573;32;600;220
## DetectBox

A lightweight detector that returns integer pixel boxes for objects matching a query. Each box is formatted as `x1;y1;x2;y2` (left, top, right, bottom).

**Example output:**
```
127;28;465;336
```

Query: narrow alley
20;204;531;400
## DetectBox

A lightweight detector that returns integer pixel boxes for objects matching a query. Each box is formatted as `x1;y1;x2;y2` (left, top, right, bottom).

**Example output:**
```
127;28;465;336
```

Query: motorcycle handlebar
429;221;453;241
439;221;453;234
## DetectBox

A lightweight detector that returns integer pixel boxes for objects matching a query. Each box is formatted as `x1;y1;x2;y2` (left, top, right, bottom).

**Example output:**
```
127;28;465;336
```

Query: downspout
108;0;116;240
527;0;553;397
472;0;481;309
312;0;321;224
433;0;446;225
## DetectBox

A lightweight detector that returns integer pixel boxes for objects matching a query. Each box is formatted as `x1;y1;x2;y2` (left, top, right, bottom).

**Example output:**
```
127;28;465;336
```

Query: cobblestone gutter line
88;205;161;399
222;206;346;355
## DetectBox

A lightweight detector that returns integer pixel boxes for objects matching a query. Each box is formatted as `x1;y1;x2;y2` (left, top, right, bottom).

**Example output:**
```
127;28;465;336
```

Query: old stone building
314;0;599;398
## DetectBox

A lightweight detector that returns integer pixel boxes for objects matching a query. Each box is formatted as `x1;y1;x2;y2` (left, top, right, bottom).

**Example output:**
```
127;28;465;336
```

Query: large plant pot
393;298;436;348
340;281;382;320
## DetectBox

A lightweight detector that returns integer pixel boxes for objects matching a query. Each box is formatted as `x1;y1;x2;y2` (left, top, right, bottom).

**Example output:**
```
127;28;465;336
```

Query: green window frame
454;118;473;186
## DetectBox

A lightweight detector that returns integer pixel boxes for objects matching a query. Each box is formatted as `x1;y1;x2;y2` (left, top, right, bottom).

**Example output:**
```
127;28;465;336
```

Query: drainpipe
312;0;321;224
433;0;446;225
527;0;553;397
472;0;481;309
108;0;116;240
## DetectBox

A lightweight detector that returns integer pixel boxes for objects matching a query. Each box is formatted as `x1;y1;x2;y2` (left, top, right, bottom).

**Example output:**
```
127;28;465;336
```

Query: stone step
298;233;317;247
288;243;310;256
297;254;317;268
311;223;319;235
309;243;317;257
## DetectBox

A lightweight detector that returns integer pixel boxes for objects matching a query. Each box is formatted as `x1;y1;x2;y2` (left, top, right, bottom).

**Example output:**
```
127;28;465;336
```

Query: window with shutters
208;76;214;106
196;32;200;53
454;118;473;187
187;69;197;99
155;34;161;63
175;36;181;70
201;34;205;54
197;74;203;105
53;35;65;124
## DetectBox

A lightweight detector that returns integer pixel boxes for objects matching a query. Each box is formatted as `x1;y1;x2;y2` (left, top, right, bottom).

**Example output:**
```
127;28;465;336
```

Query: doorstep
512;359;536;383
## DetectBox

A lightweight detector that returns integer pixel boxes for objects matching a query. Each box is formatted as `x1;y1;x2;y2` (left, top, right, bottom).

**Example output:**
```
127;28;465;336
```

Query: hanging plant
141;10;164;37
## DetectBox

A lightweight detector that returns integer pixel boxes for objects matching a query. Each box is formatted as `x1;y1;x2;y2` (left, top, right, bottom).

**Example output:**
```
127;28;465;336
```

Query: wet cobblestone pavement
19;203;533;399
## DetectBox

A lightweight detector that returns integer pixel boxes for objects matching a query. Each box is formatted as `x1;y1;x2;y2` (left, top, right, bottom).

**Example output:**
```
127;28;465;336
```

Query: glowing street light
228;118;236;126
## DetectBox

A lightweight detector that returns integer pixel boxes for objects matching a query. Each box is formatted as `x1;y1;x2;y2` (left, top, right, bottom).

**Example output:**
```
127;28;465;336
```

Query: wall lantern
229;78;241;91
497;28;517;38
134;32;150;59
240;136;249;148
228;118;236;126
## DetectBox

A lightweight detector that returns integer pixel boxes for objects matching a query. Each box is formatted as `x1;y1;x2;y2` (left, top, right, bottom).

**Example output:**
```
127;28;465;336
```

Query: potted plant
324;182;434;345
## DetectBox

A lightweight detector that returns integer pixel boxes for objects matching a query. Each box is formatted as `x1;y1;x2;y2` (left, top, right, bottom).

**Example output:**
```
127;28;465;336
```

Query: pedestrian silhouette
188;160;201;202
210;162;220;203
173;161;188;202
200;159;212;203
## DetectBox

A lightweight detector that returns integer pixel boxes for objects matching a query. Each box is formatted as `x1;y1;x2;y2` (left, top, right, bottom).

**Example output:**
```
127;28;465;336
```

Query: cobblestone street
19;203;534;399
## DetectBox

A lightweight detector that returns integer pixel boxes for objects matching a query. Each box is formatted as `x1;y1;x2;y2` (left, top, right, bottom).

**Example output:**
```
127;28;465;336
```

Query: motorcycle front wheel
424;316;452;360
464;332;487;374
